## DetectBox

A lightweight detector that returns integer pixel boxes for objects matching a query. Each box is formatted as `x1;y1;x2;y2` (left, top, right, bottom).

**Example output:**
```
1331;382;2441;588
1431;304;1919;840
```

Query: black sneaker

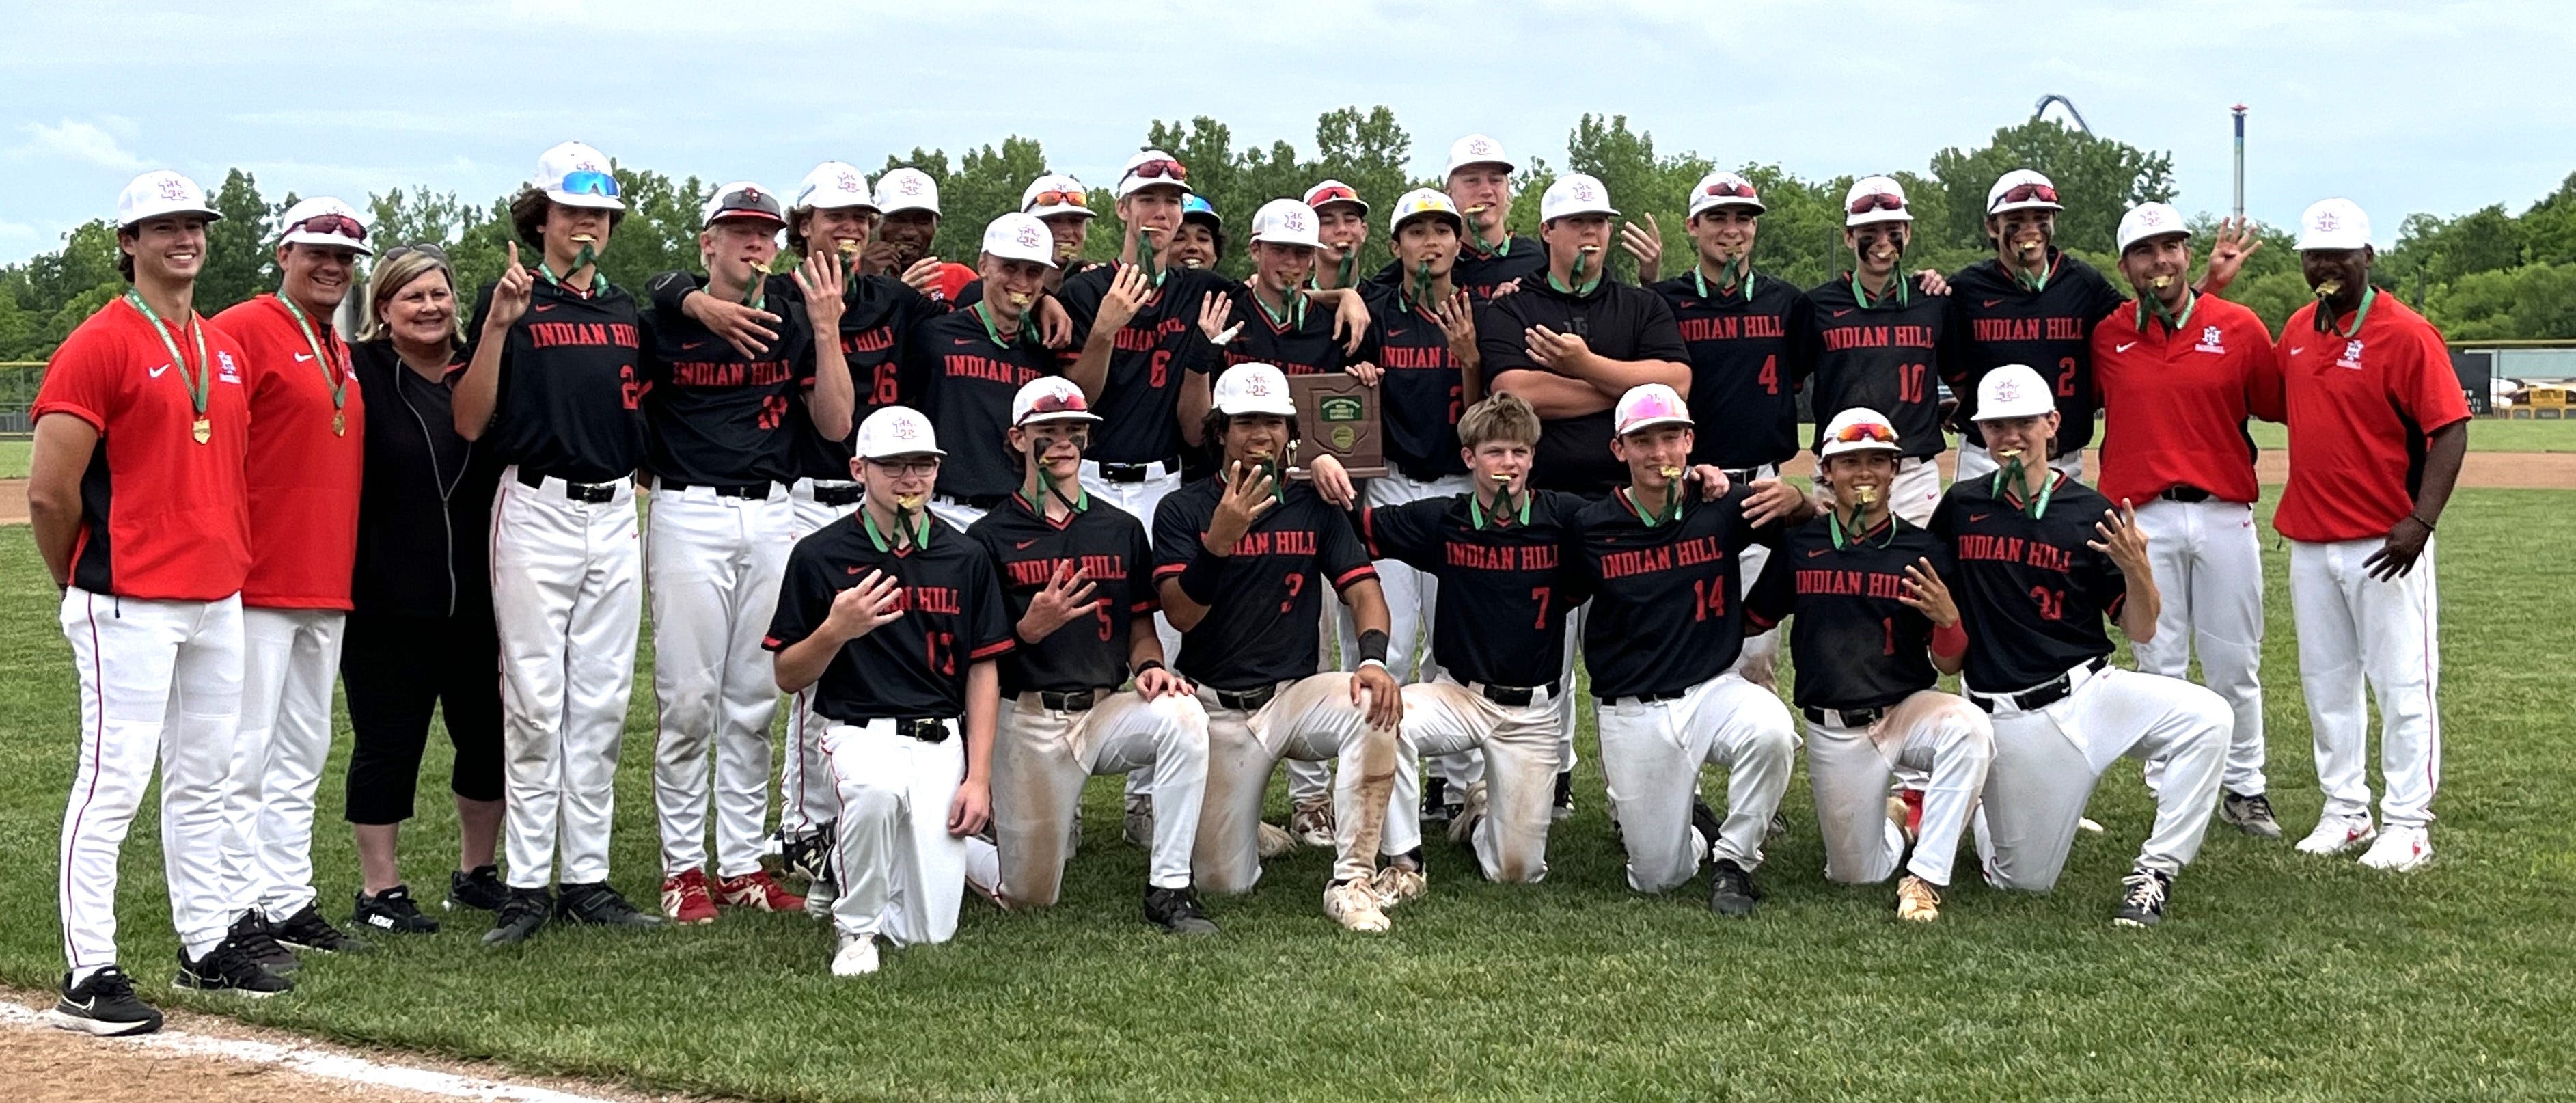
354;886;440;934
51;966;163;1036
273;902;369;955
1143;885;1220;936
1420;776;1453;825
2112;867;2171;928
1766;812;1790;839
1689;799;1725;865
448;864;508;912
226;910;299;977
782;826;834;883
555;882;665;927
2220;790;2284;839
1551;771;1574;821
176;940;293;996
482;887;551;947
1708;858;1761;918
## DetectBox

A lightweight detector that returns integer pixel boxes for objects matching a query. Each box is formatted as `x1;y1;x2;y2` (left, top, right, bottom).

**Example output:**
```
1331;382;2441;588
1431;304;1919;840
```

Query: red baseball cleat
661;869;718;925
717;869;808;912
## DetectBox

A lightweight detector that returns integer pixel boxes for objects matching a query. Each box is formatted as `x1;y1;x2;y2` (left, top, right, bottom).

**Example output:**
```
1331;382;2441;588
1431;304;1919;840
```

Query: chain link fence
0;362;40;438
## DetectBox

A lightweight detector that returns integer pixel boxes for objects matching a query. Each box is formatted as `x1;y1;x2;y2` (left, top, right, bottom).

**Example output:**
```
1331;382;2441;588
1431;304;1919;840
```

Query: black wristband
1357;628;1390;666
1134;659;1166;675
1177;546;1228;605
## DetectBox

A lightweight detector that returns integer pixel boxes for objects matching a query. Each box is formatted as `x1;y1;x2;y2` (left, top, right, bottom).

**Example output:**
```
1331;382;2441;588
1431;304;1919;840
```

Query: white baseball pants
824;719;966;945
1596;672;1798;892
2132;498;2267;795
648;485;791;880
1191;675;1399;893
1973;665;2230;889
1955;442;2084;483
927;495;987;532
781;478;862;841
991;691;1209;903
1805;692;1992;887
1086;459;1188;813
57;589;244;980
219;605;344;921
2291;538;2442;830
1338;472;1477;801
1727;465;1784;683
1386;679;1564;882
491;468;642;890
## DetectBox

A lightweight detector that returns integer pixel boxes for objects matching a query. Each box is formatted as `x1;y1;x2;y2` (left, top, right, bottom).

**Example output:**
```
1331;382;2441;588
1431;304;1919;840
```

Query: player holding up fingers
907;213;1065;530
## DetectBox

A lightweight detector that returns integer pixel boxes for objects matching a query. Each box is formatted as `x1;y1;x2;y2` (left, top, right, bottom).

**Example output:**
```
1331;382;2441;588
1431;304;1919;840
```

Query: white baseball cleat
2077;817;2105;834
1324;879;1391;933
2295;815;2378;856
832;932;881;977
1446;782;1490;847
1289;800;1336;849
1256;821;1296;858
1895;875;1941;923
1371;864;1428;909
2357;825;2432;871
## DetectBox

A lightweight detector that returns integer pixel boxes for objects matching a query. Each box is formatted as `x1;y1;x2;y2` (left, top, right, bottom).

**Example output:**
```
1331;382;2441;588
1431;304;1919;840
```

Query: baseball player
1153;364;1407;932
1024;173;1101;288
1206;199;1382;378
1805;176;1953;525
1943;170;2128;481
1935;363;2231;927
867;166;978;304
909;213;1065;531
1568;383;1811;915
963;377;1218;933
2093;201;2286;838
32;171;282;1032
1372;134;1546;299
1743;407;1994;922
2275;198;2466;872
640;182;851;925
767;405;1013;976
203;197;374;974
452;141;663;944
1305;180;1371;291
1172;194;1224;272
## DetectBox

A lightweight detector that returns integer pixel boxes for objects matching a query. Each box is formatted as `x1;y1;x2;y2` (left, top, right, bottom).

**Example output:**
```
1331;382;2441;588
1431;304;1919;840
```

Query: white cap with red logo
2115;202;2189;254
1020;174;1093;219
979;213;1058;269
1844;176;1913;228
1114;150;1192;199
1687;171;1764;219
115;170;219;228
1971;364;2055;422
1212;363;1297;418
2297;198;2372;251
854;405;946;459
794;162;876;213
1012;377;1102;427
875;167;940;216
536;141;626;211
1614;383;1691;437
1819;407;1903;458
1540;174;1619;223
1444;133;1516;177
276;196;370;254
1249;200;1322;249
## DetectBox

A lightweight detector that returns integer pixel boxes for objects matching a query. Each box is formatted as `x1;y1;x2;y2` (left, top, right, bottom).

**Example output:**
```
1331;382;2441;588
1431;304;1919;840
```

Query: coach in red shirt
2274;198;2466;874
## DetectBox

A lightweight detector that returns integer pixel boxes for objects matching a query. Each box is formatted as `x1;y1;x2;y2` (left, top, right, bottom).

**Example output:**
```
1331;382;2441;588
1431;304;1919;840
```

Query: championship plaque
1287;373;1386;480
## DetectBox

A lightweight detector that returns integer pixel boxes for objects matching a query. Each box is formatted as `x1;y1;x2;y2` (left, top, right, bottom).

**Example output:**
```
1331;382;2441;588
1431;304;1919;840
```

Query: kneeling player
1934;365;2230;927
768;407;1013;975
968;379;1217;934
1744;408;1993;922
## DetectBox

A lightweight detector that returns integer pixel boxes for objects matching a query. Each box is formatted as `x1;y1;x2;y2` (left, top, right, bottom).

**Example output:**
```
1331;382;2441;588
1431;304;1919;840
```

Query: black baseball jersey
1359;491;1585;687
765;512;1015;722
464;276;650;484
954;262;1098;310
968;493;1158;696
1568;485;1781;699
1374;235;1546;301
1359;282;1469;479
1152;478;1377;691
1804;274;1951;461
1744;516;1953;711
1480;277;1690;495
903;308;1056;500
646;269;933;480
1217;285;1378;378
1930;472;2128;693
1056;264;1227;464
640;273;814;485
1943;253;2127;452
1647;271;1815;471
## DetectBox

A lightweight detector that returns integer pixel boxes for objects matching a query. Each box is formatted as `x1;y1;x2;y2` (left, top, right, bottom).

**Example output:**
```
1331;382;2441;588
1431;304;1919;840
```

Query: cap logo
900;178;922;195
1468;138;1491;155
2139;208;2164;227
893;420;920;439
836;171;861;193
1284;210;1306;230
1994;380;2022;403
1572;181;1597;201
741;186;761;201
158;178;189;200
2314;211;2340;232
1247;378;1271;396
1016;225;1043;248
574;159;600;172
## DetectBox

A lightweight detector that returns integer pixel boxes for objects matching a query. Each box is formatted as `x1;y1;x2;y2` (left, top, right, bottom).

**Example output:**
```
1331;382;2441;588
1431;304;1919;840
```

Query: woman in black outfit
342;245;510;933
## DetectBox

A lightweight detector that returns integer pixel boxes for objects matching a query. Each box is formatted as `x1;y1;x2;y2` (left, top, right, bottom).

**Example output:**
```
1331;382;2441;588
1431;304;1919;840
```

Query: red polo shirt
33;295;252;601
2092;294;2284;506
210;295;364;609
2273;293;2469;544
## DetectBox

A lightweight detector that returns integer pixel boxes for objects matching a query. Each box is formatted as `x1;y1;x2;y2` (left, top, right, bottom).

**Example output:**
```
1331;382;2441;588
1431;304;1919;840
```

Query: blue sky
3;1;2564;261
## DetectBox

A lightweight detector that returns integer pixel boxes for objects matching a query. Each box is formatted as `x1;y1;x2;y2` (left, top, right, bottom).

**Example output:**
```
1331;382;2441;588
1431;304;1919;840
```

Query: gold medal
333;410;346;437
193;416;212;444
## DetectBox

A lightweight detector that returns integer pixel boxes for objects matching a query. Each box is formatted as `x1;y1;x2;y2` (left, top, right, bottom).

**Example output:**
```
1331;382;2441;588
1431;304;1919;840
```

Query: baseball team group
27;131;2461;1037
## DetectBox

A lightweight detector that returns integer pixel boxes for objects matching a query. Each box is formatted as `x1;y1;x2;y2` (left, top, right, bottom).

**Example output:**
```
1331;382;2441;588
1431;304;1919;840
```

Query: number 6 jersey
1930;471;2128;693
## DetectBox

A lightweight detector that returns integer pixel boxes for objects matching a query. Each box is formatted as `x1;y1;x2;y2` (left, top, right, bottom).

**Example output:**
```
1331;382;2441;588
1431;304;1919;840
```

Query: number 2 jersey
465;276;649;485
764;513;1015;722
1152;478;1377;691
1356;490;1587;687
1569;485;1781;700
1929;472;2128;693
1941;252;2126;456
1743;516;1952;711
1803;275;1949;461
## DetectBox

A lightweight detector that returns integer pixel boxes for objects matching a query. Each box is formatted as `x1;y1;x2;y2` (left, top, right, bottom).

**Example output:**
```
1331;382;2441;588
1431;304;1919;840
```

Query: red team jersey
2272;295;2469;544
2089;295;2284;507
211;294;365;609
33;297;254;601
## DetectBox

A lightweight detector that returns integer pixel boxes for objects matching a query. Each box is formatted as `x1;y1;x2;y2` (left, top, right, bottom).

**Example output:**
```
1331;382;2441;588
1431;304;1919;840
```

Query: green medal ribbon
1470;485;1531;530
1252;281;1305;330
1694;258;1753;301
1628;485;1682;528
2314;284;2377;338
537;252;607;294
972;301;1025;349
862;505;932;552
1991;463;2057;521
1334;250;1358;289
126;289;212;435
1852;267;1907;310
275;294;349;422
1019;479;1088;517
740;271;766;309
2137;289;2197;336
1828;508;1898;551
2014;251;2053;294
1406;260;1438;310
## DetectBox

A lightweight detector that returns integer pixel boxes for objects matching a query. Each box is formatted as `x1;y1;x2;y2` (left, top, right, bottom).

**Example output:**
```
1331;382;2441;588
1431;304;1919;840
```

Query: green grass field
2;495;2572;1102
2;439;29;479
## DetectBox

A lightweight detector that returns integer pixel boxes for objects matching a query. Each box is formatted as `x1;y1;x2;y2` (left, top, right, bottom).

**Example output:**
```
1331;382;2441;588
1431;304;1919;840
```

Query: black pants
340;608;504;825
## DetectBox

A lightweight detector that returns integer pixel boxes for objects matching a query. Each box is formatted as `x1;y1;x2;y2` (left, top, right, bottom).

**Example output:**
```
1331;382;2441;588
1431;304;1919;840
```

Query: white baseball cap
1971;364;2055;422
1818;407;1902;459
115;169;219;228
793;161;876;213
1020;174;1093;219
1613;383;1691;437
2297;198;2372;251
2115;202;2189;255
853;405;945;459
979;212;1058;269
1249;199;1323;249
1302;180;1368;215
1986;169;2064;216
276;196;370;255
1540;173;1619;223
1011;377;1102;427
1386;188;1465;236
1212;363;1297;418
536;141;625;211
1444;133;1515;177
700;181;786;230
1114;150;1192;199
875;167;940;216
1844;176;1912;228
1686;171;1764;219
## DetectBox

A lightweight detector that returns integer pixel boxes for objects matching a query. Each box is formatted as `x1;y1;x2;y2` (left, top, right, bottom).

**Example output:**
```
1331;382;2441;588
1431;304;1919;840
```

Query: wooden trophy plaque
1287;373;1386;480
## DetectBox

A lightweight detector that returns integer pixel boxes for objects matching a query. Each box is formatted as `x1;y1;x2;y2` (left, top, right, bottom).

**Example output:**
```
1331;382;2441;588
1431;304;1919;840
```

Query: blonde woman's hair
1458;392;1542;450
355;245;467;346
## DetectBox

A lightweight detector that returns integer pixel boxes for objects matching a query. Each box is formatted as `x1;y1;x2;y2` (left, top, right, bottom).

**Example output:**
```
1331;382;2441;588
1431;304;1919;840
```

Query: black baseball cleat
51;966;163;1036
1551;771;1575;821
273;902;369;955
1689;799;1725;866
555;882;665;927
227;909;299;977
1708;859;1762;918
2112;867;2172;928
448;864;508;912
1420;776;1454;825
482;887;551;947
2220;790;2284;839
176;939;293;997
353;886;440;934
782;826;834;883
1143;885;1220;936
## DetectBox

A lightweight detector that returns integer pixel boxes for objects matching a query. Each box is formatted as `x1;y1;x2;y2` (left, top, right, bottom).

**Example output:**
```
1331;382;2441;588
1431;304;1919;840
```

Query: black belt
1803;705;1885;728
661;479;773;499
1034;689;1099;712
1973;657;2110;714
2159;485;2214;503
811;482;863;506
1474;680;1560;707
1097;457;1178;483
1396;460;1464;484
1722;467;1762;484
1601;687;1690;705
943;492;1009;510
859;717;951;743
517;469;618;503
1211;683;1278;712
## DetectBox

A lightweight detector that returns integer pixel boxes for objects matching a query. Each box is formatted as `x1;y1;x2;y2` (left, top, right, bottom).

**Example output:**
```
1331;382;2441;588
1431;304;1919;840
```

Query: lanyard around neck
1694;259;1753;301
862;507;931;552
1852;269;1906;309
2315;284;2377;338
1469;489;1531;530
275;295;349;416
126;290;211;422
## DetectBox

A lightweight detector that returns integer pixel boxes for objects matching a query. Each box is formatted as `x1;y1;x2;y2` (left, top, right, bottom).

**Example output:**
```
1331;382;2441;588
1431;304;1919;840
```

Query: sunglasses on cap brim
1028;190;1089;211
1848;193;1905;215
1998;182;2059;206
1128;160;1188;182
1701;181;1757;200
1828;421;1899;445
290;213;368;241
1308;185;1360;206
557;170;621;199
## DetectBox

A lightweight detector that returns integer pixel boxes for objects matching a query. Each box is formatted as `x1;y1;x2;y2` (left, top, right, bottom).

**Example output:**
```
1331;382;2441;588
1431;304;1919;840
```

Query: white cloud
18;119;145;171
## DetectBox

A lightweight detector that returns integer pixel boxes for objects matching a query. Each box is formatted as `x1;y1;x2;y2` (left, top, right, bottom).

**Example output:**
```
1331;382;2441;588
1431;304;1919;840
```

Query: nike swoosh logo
1014;539;1038;549
2289;346;2306;355
293;353;316;362
1982;299;2003;308
954;338;978;347
533;303;557;313
149;364;171;378
2115;342;2138;353
1807;547;1831;558
845;565;866;575
1970;512;1992;522
1829;308;1854;318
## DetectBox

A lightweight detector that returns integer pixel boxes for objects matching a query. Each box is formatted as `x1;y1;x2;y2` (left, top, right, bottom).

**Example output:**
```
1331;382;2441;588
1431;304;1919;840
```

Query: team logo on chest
2337;339;2366;370
217;350;241;384
2195;325;2225;355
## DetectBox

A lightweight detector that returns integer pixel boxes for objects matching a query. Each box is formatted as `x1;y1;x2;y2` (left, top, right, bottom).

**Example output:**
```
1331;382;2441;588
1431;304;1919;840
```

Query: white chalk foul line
1;1000;627;1103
